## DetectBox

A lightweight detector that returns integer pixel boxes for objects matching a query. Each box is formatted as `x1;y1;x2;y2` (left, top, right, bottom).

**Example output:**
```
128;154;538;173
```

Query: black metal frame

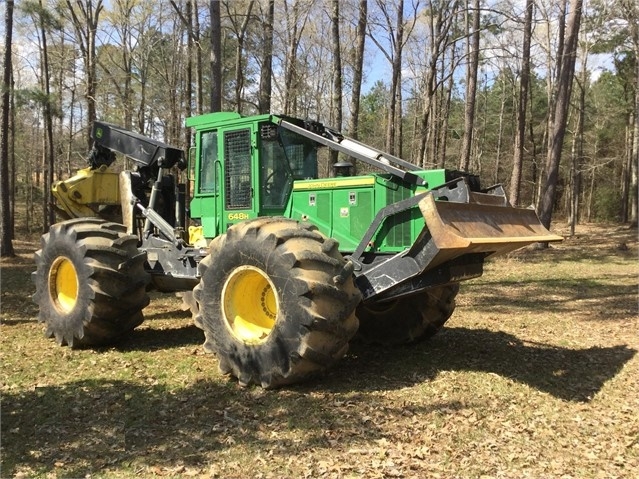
346;178;492;301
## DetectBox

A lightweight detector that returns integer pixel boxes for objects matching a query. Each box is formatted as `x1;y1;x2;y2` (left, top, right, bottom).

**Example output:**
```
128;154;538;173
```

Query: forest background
0;0;638;257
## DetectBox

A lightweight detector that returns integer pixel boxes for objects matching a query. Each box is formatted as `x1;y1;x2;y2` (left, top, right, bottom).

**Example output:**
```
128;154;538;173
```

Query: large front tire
356;284;459;345
32;218;150;347
193;218;361;388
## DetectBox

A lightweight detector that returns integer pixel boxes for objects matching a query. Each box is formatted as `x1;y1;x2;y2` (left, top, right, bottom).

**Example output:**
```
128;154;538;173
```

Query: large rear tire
32;218;150;347
356;284;459;345
193;217;361;388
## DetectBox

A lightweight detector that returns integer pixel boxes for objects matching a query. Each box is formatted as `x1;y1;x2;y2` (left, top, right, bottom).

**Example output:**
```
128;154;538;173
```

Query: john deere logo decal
96;128;103;139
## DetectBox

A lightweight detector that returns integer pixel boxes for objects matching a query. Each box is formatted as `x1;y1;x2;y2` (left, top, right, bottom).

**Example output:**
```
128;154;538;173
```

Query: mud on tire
193;217;361;388
32;218;150;347
356;284;459;346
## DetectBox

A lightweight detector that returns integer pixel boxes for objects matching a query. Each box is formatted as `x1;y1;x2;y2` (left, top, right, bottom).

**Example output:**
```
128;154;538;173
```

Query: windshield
259;124;318;208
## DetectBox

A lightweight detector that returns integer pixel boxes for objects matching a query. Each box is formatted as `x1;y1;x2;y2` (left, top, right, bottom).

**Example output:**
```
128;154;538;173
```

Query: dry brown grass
1;223;638;479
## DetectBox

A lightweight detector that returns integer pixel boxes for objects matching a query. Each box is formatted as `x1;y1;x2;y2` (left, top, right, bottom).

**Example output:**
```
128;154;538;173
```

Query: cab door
219;127;256;231
190;129;220;239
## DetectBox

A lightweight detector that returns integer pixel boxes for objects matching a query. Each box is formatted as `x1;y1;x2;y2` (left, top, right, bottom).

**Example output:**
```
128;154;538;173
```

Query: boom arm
90;122;185;170
277;118;427;186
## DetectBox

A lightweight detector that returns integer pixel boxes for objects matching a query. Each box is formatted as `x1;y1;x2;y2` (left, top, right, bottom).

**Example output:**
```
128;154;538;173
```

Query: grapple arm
90;122;185;170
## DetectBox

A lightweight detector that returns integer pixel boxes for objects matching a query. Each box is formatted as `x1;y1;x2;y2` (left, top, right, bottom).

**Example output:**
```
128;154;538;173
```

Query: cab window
199;131;218;193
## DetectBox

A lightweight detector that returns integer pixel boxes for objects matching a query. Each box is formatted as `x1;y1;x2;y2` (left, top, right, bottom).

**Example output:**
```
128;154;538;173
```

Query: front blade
418;194;563;268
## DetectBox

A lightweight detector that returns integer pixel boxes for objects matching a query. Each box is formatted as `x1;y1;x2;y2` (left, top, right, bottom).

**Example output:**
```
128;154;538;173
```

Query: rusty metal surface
418;194;563;268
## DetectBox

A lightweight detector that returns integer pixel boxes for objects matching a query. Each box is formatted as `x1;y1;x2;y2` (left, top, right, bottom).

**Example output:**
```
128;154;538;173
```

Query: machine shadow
111;312;636;404
317;327;636;402
3;328;635;478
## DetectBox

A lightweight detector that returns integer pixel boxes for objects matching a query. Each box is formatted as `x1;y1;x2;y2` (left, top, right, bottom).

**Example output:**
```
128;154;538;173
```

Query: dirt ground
1;223;638;478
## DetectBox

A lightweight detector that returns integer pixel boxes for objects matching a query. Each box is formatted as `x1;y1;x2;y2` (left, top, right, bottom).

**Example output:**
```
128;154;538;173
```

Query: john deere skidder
32;112;561;388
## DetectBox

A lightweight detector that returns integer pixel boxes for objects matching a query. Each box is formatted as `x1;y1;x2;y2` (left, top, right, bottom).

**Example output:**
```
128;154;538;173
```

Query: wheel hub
49;256;79;313
222;266;277;344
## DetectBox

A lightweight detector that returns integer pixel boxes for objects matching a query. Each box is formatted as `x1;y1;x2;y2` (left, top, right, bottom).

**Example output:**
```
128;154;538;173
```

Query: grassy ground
1;224;638;479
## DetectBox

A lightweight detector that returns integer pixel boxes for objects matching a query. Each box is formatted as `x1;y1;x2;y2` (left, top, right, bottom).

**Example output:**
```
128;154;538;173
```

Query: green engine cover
288;171;448;253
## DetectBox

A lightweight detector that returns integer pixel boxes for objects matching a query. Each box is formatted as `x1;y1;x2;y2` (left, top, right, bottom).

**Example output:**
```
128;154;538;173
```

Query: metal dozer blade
418;193;564;270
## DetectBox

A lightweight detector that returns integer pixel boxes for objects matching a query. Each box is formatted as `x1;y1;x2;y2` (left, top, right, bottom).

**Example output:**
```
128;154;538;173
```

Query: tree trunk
348;0;367;141
543;0;567;168
226;0;254;114
210;0;222;112
386;0;403;155
282;0;310;116
459;0;480;172
193;1;203;115
258;0;274;114
38;0;56;230
1;0;14;257
64;0;104;149
416;2;454;167
186;0;194;135
67;85;75;177
538;0;583;230
9;68;15;236
509;0;533;206
628;1;639;226
569;52;587;236
438;56;455;168
347;0;367;174
283;1;300;115
329;0;343;172
494;76;506;186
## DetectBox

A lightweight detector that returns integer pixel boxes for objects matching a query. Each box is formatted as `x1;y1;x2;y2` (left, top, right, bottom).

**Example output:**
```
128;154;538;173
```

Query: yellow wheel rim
222;266;277;344
49;257;79;313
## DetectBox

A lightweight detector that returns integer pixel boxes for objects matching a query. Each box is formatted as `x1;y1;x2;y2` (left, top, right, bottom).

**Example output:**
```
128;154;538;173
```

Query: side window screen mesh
285;144;306;178
224;129;251;209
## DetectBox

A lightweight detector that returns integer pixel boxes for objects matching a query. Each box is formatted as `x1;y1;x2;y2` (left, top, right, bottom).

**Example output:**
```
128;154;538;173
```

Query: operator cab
187;113;321;239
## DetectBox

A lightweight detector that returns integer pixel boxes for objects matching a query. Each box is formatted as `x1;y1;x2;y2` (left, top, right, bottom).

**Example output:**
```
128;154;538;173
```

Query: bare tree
193;1;204;115
437;43;457;168
329;0;342;170
569;55;586;236
347;0;367;174
63;0;104;149
620;0;639;226
210;0;222;112
370;0;402;154
459;0;480;172
23;0;59;229
101;0;137;130
414;0;460;167
509;0;533;206
282;0;313;115
186;0;194;133
170;0;203;117
38;0;56;229
226;0;255;114
1;0;15;257
258;0;275;114
538;0;583;230
367;1;420;155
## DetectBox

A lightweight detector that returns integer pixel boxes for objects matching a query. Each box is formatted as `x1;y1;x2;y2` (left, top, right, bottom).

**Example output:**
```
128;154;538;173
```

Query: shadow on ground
332;327;636;401
2;325;635;477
